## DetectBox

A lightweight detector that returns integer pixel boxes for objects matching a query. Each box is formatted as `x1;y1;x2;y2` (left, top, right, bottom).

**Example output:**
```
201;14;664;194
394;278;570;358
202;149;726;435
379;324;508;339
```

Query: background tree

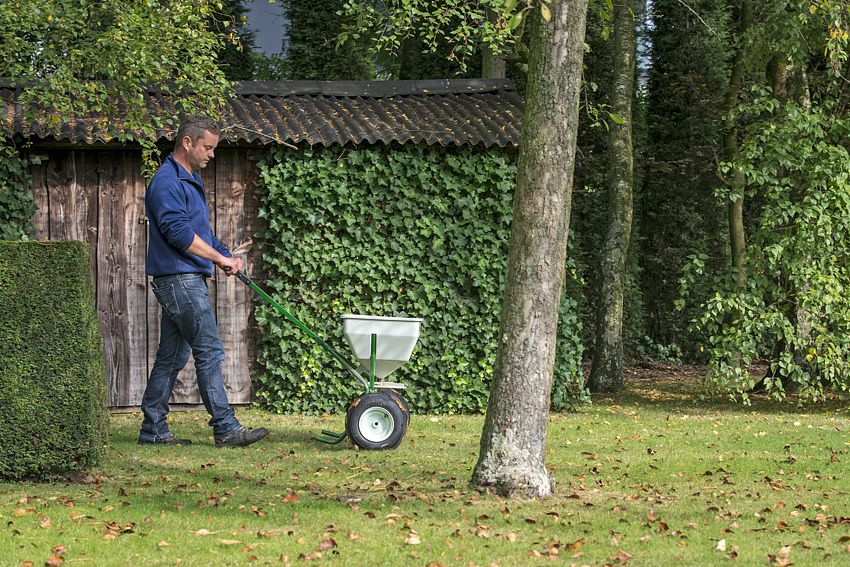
683;0;850;401
587;0;637;392
283;0;373;80
211;0;260;81
638;0;732;358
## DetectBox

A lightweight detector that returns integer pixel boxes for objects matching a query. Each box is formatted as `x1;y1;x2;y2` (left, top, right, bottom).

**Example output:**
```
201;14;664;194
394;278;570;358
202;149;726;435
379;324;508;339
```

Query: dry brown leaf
405;532;421;545
218;539;242;545
318;537;337;550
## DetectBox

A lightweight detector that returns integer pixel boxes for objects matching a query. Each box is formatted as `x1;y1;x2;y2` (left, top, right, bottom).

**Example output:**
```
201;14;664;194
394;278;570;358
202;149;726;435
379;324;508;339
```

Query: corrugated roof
0;79;522;148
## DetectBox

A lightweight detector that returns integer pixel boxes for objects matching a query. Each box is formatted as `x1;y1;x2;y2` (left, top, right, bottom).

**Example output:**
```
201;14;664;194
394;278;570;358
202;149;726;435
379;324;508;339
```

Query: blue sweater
145;154;231;277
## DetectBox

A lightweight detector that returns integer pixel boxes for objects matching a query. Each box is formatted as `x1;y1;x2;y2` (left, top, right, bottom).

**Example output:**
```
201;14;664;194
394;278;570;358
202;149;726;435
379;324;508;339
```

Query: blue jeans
139;273;241;441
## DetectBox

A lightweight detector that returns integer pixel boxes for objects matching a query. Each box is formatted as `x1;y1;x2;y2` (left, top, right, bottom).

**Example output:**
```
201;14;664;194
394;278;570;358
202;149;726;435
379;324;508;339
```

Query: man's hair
174;115;221;150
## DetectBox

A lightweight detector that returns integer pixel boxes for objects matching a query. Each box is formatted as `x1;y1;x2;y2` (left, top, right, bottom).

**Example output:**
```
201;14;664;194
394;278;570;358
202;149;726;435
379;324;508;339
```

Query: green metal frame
232;271;379;445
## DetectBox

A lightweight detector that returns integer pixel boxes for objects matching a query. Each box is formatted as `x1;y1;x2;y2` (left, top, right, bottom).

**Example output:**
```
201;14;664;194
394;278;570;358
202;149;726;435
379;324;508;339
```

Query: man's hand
217;255;244;276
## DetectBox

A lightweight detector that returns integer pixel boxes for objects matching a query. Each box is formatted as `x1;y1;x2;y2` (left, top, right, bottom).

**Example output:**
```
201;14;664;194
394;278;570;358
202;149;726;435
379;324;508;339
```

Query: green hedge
0;240;107;480
254;144;587;415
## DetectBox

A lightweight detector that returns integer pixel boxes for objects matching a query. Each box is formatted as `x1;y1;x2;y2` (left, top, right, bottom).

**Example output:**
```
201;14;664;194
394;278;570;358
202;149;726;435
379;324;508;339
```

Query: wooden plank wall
29;148;260;408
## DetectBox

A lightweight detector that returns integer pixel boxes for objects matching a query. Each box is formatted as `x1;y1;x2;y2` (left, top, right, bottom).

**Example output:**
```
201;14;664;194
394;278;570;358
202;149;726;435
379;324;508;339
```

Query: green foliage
393;33;482;80
283;0;373;80
0;0;234;177
211;0;259;81
0;241;107;480
254;144;585;414
0;143;38;241
339;0;538;73
684;97;850;402
638;0;732;359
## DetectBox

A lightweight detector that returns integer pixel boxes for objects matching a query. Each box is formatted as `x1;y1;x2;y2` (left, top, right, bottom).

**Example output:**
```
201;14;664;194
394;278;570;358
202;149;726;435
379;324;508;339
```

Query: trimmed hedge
0;240;107;480
254;144;587;415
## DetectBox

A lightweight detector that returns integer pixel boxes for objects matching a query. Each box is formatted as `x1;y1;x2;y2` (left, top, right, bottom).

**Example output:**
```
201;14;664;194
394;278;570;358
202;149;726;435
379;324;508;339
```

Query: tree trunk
588;0;637;393
482;8;507;78
472;0;588;498
723;0;752;290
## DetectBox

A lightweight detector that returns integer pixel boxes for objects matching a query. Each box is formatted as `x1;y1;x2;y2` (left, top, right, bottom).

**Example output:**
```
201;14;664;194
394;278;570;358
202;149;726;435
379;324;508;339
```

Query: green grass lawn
2;367;849;566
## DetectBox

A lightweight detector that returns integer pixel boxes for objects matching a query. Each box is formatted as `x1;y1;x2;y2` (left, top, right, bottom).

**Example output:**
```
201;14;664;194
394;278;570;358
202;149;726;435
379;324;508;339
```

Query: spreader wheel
384;389;411;427
346;391;407;450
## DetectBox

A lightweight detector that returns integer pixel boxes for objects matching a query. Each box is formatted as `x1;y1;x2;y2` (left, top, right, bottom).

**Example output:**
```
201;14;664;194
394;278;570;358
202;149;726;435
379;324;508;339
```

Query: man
139;114;269;448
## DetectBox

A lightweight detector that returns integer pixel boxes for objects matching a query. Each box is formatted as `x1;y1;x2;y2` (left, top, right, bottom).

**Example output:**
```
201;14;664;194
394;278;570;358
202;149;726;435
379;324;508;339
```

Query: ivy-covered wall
254;144;587;415
0;144;37;240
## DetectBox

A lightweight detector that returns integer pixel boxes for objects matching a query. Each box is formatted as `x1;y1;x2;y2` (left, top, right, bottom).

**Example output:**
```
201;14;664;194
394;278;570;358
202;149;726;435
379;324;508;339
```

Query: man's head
174;115;221;173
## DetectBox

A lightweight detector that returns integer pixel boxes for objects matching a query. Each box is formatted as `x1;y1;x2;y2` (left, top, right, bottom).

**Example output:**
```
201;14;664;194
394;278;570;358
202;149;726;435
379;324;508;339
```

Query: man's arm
186;235;244;276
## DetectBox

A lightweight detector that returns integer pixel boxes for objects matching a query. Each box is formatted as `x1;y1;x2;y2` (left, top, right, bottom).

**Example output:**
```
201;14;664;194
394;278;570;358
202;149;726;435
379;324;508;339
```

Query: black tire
383;389;411;427
346;391;407;450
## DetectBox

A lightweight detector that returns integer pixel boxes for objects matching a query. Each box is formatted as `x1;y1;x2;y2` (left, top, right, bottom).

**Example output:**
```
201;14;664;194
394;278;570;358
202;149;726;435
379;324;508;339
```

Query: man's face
185;130;220;172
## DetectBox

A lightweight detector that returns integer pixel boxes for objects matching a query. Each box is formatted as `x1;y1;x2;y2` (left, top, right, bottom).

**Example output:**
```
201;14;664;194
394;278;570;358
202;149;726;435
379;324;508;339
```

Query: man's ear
181;135;193;151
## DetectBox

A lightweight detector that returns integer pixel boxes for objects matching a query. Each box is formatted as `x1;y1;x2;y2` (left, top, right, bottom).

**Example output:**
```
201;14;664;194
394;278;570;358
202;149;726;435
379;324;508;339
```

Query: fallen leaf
218;539;242;545
405;532;421;545
318;537;337;550
716;539;727;552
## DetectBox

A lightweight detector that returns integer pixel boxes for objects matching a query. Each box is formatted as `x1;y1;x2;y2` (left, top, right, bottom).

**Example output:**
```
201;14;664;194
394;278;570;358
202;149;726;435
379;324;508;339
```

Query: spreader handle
220;265;252;286
220;264;368;389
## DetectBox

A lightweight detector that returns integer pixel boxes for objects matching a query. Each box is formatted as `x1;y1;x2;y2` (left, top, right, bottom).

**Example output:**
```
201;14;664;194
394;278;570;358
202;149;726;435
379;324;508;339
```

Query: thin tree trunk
588;0;637;393
472;0;588;498
482;8;507;78
723;0;752;289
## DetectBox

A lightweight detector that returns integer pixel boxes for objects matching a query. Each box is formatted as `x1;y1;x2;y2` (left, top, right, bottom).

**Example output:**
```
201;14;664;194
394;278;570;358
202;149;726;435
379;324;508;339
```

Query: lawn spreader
228;269;422;450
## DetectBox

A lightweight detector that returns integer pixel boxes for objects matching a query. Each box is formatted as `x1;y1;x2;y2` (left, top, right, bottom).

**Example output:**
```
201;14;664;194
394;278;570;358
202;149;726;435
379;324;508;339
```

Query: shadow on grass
587;363;849;416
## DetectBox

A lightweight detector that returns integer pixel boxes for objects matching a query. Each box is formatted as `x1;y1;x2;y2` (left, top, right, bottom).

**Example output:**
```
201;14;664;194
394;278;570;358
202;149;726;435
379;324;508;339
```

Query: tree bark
472;0;588;498
588;0;637;393
723;0;752;290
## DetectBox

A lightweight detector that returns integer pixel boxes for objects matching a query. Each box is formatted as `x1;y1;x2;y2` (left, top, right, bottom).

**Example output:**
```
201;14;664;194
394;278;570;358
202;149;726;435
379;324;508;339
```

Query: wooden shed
1;79;522;408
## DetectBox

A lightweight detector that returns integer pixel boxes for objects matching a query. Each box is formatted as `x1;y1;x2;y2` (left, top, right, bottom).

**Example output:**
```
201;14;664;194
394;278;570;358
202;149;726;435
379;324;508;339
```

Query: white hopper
341;314;424;379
